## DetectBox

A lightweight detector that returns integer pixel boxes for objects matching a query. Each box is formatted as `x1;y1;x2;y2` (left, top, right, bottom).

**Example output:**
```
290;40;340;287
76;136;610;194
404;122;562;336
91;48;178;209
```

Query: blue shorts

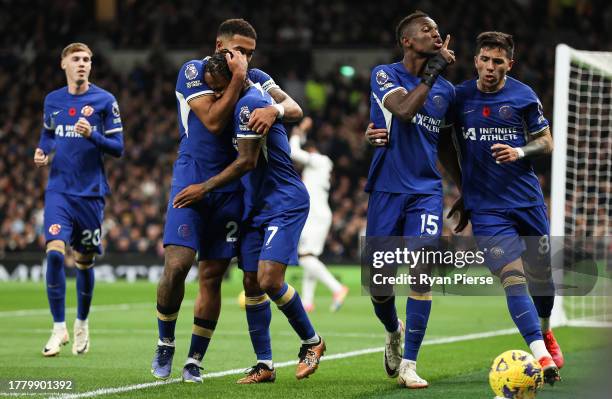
163;188;242;261
470;206;550;273
239;205;309;272
44;191;105;254
366;192;442;248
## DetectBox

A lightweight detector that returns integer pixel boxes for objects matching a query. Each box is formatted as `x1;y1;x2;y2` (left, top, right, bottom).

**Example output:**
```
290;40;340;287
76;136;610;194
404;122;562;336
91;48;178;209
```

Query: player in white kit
289;117;349;312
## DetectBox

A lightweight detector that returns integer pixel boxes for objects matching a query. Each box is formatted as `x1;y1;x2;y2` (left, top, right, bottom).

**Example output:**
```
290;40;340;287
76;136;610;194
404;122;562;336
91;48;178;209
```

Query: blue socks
188;318;216;364
157;303;179;344
371;296;399;333
404;295;432;361
46;250;66;322
270;283;316;341
76;266;95;320
245;294;272;360
504;274;543;345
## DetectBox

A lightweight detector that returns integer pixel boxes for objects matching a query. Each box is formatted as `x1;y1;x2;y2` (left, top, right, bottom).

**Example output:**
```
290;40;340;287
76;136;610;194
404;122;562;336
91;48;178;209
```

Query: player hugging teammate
151;19;325;384
365;13;563;389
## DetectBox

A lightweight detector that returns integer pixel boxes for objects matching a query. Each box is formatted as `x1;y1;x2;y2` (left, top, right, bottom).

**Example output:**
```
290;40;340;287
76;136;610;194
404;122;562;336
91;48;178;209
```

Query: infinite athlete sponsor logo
48;224;61;235
411;112;442;133
461;126;519;141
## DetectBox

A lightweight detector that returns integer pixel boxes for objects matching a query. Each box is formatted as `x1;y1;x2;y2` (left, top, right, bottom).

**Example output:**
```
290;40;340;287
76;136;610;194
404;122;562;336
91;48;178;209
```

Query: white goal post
550;44;612;328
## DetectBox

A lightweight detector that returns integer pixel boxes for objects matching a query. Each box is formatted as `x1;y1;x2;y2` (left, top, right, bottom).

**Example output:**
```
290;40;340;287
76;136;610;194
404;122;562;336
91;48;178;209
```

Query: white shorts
298;211;332;257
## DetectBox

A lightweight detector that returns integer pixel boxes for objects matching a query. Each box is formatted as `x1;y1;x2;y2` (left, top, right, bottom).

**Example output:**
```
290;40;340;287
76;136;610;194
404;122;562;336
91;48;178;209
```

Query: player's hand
34;148;49;167
75;117;92;138
439;34;455;65
365;122;388;147
491;143;520;164
298;116;313;133
248;106;276;135
173;183;207;208
447;196;469;233
226;50;247;80
291;116;313;138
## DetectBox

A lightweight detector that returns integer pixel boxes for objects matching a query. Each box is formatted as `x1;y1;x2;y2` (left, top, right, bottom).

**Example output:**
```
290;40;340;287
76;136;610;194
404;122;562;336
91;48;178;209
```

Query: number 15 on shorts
420;214;439;236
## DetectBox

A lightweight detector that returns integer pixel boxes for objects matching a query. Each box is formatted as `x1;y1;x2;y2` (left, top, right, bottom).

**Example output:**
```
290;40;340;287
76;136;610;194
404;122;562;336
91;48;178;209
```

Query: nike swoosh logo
408;329;423;333
514;311;530;319
463;109;475;114
52;111;61;116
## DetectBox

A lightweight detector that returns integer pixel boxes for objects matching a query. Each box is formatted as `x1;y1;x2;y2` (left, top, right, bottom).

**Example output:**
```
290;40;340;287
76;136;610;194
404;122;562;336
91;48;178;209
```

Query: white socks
302;334;320;345
53;321;67;331
75;318;88;329
529;339;550;360
400;359;417;369
257;359;274;369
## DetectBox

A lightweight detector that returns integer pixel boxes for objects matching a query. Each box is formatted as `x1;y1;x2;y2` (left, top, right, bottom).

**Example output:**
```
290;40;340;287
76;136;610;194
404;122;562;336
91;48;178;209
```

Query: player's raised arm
289;117;313;165
187;51;248;135
173;136;261;208
384;35;454;122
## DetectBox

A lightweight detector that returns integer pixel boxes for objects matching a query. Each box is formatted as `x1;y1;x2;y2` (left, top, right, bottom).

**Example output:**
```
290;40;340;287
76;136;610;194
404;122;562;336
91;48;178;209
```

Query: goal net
550;44;612;327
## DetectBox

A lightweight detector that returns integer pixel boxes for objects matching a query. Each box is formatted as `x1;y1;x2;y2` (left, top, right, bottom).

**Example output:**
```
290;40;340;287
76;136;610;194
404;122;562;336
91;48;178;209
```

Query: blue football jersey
39;84;123;197
233;84;309;225
453;77;548;210
173;58;279;191
366;62;455;195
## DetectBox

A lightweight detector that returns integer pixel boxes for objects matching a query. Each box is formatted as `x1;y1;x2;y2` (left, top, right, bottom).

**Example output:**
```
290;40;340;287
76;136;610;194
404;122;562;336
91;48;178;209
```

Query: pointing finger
443;34;451;49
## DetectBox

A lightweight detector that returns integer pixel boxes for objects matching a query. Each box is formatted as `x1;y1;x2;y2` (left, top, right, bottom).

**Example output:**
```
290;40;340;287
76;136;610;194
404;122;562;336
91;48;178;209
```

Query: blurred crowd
0;0;609;261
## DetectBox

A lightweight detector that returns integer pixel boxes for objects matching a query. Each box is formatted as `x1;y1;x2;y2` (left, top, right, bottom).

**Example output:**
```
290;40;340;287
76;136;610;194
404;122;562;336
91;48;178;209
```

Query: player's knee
164;254;193;280
199;270;223;292
243;272;262;297
258;274;283;296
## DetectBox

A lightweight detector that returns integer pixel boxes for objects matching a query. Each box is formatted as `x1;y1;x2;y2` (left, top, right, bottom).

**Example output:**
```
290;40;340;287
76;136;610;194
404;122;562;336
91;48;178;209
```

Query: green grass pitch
0;266;610;398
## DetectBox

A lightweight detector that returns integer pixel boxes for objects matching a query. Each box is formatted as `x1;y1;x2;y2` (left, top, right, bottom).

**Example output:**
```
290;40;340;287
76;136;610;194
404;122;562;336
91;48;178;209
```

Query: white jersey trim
381;86;406;109
186;90;214;103
104;127;123;135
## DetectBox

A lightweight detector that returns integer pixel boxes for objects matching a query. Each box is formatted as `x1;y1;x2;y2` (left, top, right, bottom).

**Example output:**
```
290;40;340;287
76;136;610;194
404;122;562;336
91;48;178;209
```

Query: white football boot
383;319;404;377
397;360;429;389
42;327;69;357
72;320;90;355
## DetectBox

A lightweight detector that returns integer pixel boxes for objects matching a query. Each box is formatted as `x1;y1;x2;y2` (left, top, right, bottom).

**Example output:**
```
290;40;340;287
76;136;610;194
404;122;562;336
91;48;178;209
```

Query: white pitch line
48;327;519;399
0;301;194;318
0;328;385;340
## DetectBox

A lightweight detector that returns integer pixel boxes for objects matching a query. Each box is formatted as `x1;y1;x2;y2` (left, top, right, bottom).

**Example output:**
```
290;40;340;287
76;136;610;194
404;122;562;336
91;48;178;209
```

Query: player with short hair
151;18;304;383
173;52;325;383
447;31;561;384
365;11;456;388
34;42;124;357
289;117;349;313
